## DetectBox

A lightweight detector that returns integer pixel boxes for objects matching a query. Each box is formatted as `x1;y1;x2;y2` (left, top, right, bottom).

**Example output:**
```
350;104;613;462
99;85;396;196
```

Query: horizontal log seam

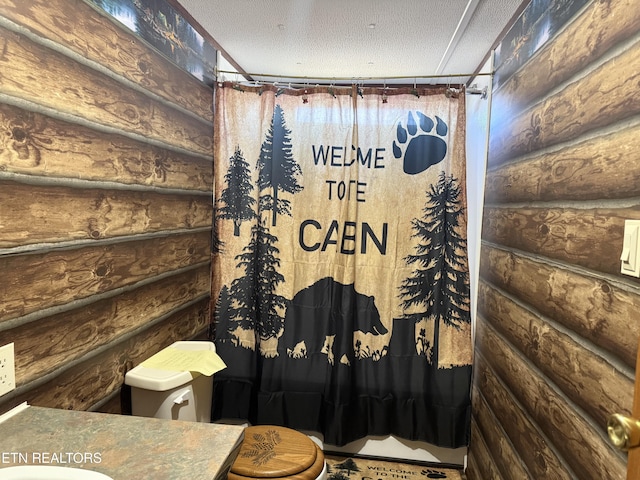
477;318;625;462
479;277;635;380
474;348;579;478
467;418;501;479
465;454;484;480
0;93;213;160
472;386;533;479
0;261;211;332
0;293;210;404
0;226;212;257
89;387;121;413
0;171;214;196
472;387;536;479
491;43;640;166
481;240;640;295
487;114;640;171
492;27;640;103
482;197;640;210
0;15;213;126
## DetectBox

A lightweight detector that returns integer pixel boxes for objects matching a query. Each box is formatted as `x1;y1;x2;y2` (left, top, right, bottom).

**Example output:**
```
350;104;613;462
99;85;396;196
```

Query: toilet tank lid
125;365;196;391
124;341;215;391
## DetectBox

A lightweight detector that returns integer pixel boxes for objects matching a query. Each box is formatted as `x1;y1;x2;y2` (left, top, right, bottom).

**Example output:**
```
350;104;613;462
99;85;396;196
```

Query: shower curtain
210;83;472;448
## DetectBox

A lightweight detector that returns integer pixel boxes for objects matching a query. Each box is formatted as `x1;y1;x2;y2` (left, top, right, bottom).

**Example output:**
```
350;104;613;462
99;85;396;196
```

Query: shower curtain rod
215;68;492;90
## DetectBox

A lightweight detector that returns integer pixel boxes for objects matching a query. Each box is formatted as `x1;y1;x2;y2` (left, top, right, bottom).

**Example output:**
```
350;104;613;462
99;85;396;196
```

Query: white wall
465;58;493;342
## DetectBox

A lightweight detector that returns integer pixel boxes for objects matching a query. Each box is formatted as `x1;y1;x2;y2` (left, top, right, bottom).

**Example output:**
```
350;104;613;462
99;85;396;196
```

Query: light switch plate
621;220;640;277
0;343;16;396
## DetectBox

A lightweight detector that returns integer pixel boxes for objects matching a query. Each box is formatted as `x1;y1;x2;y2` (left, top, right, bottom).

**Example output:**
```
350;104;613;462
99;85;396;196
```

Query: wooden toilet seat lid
231;426;318;478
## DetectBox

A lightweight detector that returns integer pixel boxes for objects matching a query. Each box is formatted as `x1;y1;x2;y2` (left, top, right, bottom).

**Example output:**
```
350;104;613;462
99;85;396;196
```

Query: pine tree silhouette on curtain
213;285;232;340
399;171;470;367
218;145;256;236
227;219;285;342
257;104;303;227
252;220;286;340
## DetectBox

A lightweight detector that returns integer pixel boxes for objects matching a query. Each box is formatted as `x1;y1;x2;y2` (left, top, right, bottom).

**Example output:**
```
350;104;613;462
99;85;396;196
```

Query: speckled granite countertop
0;405;244;480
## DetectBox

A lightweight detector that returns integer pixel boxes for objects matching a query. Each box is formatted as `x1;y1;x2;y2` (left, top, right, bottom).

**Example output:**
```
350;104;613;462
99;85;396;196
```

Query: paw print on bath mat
392;111;448;175
421;469;447;478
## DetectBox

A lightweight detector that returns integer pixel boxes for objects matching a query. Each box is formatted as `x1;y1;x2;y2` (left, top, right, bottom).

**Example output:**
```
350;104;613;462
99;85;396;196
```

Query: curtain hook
231;73;244;92
274;81;284;97
445;77;458;98
328;81;336;99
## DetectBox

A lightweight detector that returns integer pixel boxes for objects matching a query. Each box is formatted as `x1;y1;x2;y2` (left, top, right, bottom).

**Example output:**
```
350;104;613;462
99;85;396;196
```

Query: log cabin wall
0;0;215;415
467;0;640;478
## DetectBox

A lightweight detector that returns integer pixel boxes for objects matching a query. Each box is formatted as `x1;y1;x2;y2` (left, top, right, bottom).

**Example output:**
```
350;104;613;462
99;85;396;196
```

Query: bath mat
325;454;465;480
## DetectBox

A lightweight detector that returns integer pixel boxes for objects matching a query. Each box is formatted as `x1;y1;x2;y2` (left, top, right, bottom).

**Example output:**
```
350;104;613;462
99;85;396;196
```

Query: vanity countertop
0;405;245;479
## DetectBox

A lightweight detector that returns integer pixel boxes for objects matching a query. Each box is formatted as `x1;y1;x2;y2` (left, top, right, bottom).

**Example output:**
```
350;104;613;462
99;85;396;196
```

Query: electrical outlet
0;343;16;396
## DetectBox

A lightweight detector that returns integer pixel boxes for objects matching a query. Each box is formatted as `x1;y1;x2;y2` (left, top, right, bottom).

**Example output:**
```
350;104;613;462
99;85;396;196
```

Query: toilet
126;342;326;480
229;425;326;480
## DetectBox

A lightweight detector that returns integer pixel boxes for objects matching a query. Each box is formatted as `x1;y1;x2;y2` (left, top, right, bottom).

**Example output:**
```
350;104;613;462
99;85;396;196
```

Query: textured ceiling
176;0;525;85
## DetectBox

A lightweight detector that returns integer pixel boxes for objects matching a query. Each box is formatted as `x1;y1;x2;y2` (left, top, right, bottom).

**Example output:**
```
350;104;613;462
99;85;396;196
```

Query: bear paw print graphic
393;111;448;175
421;469;447;478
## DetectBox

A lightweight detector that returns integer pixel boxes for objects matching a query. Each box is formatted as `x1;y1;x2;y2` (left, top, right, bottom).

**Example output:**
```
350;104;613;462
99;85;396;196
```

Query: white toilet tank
124;341;215;422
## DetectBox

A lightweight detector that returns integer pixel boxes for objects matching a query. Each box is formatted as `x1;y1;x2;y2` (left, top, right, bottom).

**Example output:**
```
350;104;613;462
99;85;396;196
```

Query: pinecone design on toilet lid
232;426;317;478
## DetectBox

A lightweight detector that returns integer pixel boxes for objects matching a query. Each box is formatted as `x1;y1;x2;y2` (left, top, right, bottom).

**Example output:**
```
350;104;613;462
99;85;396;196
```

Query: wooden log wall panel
491;0;640;126
0;298;210;414
484;121;640;203
479;281;633;428
0;103;213;192
471;385;530;479
476;320;626;479
474;354;574;479
0;0;214;122
0;0;215;417
0;231;211;322
0;180;212;248
96;394;123;415
482;205;640;276
466;420;503;480
473;1;640;477
480;245;640;368
0;26;213;156
0;265;210;386
489;38;640;167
